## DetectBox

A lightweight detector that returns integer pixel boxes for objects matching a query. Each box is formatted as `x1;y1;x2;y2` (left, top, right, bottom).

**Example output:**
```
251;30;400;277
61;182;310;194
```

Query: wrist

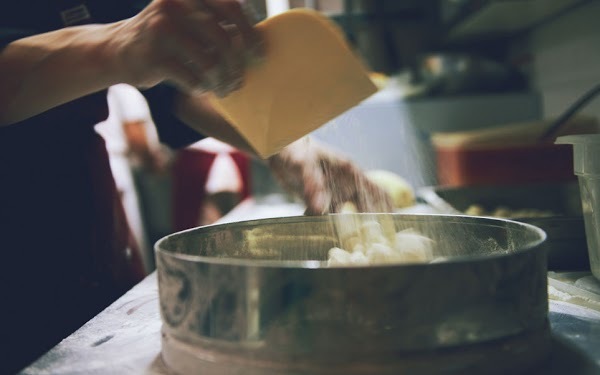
93;21;131;87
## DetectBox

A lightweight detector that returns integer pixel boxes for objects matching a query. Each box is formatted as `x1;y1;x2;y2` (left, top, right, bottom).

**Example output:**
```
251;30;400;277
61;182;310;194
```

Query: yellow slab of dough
209;8;378;158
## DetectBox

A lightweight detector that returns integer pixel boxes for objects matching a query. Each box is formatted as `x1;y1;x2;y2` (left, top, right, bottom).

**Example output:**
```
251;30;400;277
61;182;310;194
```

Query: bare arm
0;0;262;126
0;24;122;125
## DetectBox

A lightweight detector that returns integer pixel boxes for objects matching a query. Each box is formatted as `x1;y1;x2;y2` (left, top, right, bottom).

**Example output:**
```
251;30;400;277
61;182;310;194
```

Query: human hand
109;0;264;96
268;138;394;215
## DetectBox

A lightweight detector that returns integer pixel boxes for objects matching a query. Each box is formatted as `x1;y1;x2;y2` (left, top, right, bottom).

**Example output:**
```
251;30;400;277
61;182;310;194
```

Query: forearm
0;23;124;126
0;0;265;127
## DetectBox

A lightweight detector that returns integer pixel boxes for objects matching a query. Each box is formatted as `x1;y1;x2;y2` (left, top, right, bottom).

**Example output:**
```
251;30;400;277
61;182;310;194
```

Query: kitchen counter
19;198;600;375
19;271;600;375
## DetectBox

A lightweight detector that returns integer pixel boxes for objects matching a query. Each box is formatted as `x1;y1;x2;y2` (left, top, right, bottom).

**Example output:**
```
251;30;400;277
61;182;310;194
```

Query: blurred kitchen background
98;0;600;274
249;0;600;212
248;0;600;188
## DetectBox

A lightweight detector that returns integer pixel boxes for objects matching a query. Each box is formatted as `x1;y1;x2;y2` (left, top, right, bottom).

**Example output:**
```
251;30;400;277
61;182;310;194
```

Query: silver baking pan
156;213;549;375
418;182;589;271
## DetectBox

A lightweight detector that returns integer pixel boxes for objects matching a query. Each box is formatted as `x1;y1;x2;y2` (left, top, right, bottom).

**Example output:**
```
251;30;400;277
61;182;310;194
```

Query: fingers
319;156;394;214
181;10;245;95
157;19;220;89
122;0;261;94
160;58;204;91
269;140;393;215
203;0;265;58
180;0;264;95
303;168;331;216
352;180;394;213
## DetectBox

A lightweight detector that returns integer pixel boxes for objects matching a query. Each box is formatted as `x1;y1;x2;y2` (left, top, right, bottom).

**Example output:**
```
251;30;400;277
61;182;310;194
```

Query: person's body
0;0;392;372
95;83;170;273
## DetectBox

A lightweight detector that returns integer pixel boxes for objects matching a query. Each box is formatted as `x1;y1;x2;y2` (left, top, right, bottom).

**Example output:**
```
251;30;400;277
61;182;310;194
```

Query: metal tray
156;214;548;374
418;182;589;270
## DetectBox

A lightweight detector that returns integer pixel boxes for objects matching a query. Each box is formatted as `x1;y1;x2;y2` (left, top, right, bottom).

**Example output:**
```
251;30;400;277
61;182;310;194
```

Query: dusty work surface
19;271;600;375
19;199;600;374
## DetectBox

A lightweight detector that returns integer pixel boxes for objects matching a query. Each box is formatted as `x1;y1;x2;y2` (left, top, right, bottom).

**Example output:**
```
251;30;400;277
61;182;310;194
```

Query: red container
431;116;599;187
435;143;576;187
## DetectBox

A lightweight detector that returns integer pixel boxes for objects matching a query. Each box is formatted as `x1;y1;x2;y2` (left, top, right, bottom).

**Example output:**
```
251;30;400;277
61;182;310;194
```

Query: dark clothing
0;1;203;372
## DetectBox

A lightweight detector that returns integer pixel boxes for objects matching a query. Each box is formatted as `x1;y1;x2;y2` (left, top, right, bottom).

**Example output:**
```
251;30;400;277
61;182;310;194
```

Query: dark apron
0;91;145;373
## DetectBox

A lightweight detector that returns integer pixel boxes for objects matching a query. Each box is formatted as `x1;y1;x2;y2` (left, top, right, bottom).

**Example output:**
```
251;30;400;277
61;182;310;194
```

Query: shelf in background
445;0;590;42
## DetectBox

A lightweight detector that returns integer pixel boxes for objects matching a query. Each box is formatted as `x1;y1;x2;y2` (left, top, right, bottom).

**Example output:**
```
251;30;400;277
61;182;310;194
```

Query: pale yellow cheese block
209;8;378;158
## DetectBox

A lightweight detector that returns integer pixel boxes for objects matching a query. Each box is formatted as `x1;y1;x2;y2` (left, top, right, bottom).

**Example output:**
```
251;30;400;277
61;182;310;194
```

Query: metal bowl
156;213;548;374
